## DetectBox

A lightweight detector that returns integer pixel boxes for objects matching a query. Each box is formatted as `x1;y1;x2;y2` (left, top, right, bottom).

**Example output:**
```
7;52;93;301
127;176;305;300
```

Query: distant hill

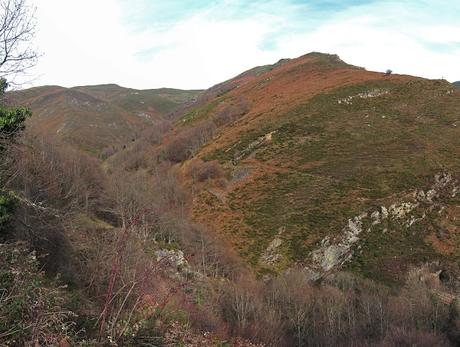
177;52;460;283
454;81;460;89
10;85;202;155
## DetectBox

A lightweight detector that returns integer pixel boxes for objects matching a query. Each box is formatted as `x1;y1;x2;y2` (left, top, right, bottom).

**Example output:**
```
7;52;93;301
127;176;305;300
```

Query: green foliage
0;242;78;345
0;79;32;234
180;99;220;125
0;78;8;95
0;78;31;147
0;105;31;142
228;170;363;267
0;189;17;234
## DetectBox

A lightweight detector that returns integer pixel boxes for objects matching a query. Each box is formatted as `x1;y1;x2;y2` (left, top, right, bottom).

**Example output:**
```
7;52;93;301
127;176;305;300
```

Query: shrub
213;97;250;127
0;189;17;235
163;121;216;163
186;159;224;183
0;242;78;346
379;327;451;347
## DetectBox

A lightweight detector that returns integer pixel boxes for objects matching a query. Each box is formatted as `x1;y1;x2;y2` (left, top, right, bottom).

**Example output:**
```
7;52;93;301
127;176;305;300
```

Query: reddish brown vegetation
3;53;460;346
186;158;224;183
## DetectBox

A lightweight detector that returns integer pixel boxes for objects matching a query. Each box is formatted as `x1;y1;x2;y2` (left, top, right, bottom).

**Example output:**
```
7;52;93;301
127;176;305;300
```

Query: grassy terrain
76;85;202;116
10;85;202;155
185;54;460;281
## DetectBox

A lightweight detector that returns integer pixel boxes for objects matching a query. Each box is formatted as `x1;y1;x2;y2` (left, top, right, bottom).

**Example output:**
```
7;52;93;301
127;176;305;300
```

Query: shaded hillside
9;85;202;155
454;81;460;89
177;52;460;282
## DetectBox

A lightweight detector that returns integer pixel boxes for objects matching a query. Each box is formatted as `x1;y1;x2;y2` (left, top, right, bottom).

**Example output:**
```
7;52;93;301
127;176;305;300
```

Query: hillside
3;52;460;346
177;52;460;282
9;84;201;155
454;81;460;89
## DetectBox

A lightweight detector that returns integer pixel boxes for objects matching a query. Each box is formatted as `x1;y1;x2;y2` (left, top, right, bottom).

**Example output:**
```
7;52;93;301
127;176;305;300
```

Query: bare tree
0;0;37;82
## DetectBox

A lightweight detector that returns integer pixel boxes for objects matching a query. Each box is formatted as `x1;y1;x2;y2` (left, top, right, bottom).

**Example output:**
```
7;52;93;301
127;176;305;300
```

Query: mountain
177;52;460;283
13;54;459;284
454;81;460;89
4;52;460;345
9;84;202;155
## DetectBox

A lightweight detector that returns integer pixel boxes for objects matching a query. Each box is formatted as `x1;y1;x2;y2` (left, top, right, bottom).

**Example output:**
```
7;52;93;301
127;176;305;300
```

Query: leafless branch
0;0;37;83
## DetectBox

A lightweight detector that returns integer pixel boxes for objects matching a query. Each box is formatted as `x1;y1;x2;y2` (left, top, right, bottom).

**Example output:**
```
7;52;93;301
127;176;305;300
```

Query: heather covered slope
74;84;201;119
3;53;460;345
179;53;460;282
9;85;201;155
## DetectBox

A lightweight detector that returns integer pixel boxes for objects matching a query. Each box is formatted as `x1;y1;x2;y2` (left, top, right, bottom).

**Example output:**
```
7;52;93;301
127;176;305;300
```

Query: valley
10;84;201;155
2;52;460;346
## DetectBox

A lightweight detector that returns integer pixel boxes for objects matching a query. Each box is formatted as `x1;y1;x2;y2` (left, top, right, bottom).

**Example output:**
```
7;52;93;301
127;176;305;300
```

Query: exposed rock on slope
309;173;459;276
181;52;460;282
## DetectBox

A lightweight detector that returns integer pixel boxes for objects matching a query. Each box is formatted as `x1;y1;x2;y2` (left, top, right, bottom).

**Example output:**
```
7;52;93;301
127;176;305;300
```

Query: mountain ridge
169;52;460;282
9;84;202;155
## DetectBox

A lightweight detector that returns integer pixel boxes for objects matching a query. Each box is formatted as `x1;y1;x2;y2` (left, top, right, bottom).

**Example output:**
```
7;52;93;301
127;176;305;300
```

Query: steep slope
10;85;201;155
180;53;460;282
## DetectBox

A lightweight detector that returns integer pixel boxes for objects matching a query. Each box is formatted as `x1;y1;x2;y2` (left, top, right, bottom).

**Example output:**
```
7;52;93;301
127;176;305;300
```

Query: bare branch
0;0;37;84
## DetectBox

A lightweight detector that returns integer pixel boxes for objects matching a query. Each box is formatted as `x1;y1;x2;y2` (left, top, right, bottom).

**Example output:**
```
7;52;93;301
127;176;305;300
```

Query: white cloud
25;0;460;90
31;0;138;87
279;15;460;81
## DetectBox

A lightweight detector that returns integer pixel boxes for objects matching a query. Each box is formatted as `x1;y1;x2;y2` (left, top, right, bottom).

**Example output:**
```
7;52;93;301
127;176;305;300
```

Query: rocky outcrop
155;249;188;269
232;131;277;164
154;249;201;279
261;227;285;266
337;89;389;105
311;213;367;272
308;172;459;275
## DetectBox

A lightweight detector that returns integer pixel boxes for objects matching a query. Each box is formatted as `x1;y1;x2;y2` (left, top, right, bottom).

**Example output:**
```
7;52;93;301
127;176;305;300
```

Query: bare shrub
163;132;192;163
213;97;251;127
163;121;216;163
388;270;450;334
10;131;106;213
96;226;190;342
213;268;459;347
141;118;172;145
181;224;244;279
221;279;260;334
379;327;451;347
107;139;151;171
107;170;158;234
186;158;224;183
99;145;117;160
0;242;79;346
3;131;107;278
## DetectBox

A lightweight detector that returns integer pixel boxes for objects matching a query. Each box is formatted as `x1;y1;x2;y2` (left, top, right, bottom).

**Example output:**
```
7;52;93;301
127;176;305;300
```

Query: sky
26;0;460;90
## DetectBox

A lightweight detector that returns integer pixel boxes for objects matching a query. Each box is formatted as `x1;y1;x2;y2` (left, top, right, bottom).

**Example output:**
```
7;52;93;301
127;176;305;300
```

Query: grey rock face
308;172;459;275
